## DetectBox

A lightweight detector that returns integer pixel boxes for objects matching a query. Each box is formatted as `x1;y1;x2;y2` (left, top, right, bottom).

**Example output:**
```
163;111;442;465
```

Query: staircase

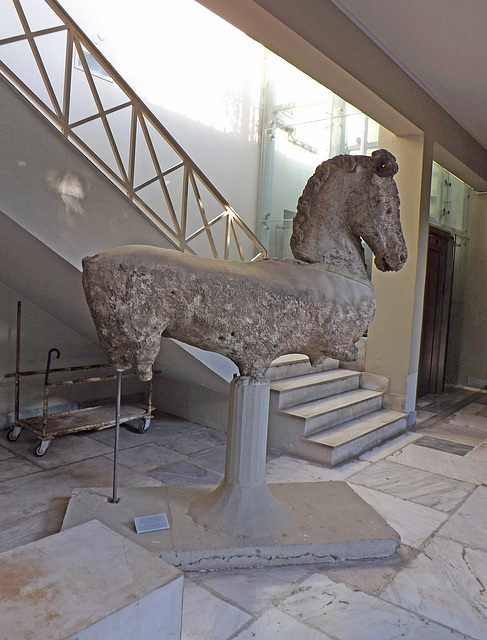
267;355;407;466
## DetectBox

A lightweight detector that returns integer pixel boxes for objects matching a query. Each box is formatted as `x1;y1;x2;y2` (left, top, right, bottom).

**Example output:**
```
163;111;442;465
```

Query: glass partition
429;162;473;237
257;51;379;258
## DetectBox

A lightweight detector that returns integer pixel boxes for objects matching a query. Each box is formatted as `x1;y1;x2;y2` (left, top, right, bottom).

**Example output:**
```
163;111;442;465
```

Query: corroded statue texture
82;150;407;381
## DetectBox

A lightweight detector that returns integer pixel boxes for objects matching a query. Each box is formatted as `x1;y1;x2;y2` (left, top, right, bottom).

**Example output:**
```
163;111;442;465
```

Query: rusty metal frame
5;302;155;445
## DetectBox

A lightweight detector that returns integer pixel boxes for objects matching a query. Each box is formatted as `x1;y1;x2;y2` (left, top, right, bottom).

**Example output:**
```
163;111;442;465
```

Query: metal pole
109;371;122;504
14;301;21;423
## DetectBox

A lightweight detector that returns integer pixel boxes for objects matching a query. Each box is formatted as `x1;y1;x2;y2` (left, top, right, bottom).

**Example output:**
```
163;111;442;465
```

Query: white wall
57;0;264;246
0;79;175;271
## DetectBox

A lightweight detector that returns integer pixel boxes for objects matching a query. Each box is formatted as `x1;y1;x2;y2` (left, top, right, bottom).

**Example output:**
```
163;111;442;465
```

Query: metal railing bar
69;101;133;129
232;215;267;259
62;28;73;134
184;210;228;243
180;164;189;241
44;0;208;175
0;24;66;46
68;127;131;190
231;218;245;261
13;0;63;118
132;162;185;193
137;114;182;236
189;170;218;258
1;0;267;260
74;38;128;185
224;214;232;261
128;105;137;193
131;192;187;248
0;62;63;128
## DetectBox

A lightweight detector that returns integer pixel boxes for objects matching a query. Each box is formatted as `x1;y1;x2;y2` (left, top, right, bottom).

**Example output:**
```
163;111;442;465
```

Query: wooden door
417;227;454;396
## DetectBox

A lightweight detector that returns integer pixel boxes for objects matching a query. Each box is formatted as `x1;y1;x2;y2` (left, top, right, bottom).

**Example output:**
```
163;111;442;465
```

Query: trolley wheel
35;440;51;457
7;425;21;442
137;417;151;434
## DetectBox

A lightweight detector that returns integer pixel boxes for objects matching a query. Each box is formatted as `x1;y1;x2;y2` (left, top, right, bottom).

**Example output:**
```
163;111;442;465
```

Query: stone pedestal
61;377;400;570
189;376;291;537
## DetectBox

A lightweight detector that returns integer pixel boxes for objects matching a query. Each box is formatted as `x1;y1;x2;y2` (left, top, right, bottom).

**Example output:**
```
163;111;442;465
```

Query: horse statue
82;149;407;381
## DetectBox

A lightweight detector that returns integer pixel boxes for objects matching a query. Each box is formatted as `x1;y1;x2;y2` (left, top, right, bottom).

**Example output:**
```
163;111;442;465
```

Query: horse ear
371;149;398;177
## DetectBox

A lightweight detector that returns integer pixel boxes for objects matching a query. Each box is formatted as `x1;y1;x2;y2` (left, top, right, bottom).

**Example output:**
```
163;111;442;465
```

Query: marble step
266;354;339;382
281;388;383;437
270;368;360;409
299;410;407;466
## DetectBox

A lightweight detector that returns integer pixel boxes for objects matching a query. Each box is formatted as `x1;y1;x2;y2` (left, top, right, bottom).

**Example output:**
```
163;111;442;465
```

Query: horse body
82;149;407;380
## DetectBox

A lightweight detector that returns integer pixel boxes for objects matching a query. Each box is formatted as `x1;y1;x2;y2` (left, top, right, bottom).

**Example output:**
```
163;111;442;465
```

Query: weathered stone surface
82;149;407;380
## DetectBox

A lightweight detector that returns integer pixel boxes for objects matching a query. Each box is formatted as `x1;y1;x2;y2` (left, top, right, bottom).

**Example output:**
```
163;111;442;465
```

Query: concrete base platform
62;482;400;571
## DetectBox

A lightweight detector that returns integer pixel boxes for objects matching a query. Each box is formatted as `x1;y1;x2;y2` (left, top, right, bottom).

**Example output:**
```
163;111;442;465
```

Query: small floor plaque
134;513;170;534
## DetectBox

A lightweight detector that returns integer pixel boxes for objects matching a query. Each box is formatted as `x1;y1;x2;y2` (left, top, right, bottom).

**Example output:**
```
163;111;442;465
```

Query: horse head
358;149;407;273
291;149;407;278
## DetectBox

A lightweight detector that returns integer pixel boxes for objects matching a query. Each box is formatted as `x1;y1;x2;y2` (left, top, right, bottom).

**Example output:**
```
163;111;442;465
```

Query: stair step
301;410;407;466
282;388;383;436
266;354;339;381
271;369;360;408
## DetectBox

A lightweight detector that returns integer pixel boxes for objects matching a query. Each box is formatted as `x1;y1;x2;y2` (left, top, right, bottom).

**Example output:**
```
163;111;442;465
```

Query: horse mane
291;150;398;262
291;154;359;259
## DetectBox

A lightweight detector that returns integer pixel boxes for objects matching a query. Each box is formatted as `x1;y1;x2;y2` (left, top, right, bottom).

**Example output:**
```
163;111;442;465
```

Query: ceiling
330;0;487;151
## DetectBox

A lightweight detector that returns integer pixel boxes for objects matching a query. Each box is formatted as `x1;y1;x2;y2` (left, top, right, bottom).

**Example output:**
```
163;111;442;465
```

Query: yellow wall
365;131;432;415
458;194;487;387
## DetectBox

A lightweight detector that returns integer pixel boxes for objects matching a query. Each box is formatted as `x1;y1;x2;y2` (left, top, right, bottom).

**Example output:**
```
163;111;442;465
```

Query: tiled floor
1;386;487;639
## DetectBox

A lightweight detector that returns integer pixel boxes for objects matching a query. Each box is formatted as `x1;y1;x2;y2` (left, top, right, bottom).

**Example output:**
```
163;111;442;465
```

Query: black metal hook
45;348;60;385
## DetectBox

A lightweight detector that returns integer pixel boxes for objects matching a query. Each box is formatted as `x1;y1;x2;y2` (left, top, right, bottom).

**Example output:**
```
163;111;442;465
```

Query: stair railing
0;0;266;261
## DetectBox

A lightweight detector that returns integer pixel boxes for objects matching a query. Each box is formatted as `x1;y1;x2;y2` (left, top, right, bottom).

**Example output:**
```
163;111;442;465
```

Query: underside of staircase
266;355;407;466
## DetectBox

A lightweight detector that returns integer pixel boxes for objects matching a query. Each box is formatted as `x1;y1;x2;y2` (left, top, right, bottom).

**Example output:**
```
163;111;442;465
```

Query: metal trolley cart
5;302;154;456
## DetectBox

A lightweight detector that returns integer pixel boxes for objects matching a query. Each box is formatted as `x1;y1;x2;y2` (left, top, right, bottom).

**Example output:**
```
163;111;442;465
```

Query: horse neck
292;200;367;279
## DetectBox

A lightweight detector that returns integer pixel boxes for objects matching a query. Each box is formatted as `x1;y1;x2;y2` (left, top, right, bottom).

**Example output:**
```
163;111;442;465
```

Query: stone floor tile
197;566;309;615
189;443;227;474
382;537;487;640
388;443;487;484
161;430;225;456
2;428;114;468
0;443;14;460
419;421;487;447
181;582;251;640
415;410;436;423
348;483;447;548
348;459;473;512
439;485;487;551
442;411;487;431
467;442;487;460
359;432;422;463
0;457;147;531
87;420;199;449
146;459;223;485
458;402;487;415
414;436;474;456
265;454;370;483
321;546;416;596
233;608;333;639
281;573;469;639
0;456;41;481
104;442;186;472
0;497;69;553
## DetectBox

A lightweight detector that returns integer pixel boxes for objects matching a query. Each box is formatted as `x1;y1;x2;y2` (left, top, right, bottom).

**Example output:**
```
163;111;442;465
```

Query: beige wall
365;130;432;415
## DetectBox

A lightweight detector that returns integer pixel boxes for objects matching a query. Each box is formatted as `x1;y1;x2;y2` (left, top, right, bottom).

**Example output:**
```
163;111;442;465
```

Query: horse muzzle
375;249;408;272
